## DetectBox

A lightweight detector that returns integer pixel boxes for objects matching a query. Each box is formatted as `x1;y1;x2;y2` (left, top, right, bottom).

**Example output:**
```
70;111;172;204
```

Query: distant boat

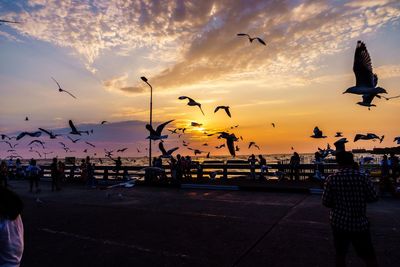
371;146;400;155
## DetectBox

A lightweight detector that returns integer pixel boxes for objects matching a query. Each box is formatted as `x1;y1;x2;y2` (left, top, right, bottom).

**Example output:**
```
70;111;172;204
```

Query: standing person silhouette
323;151;378;267
289;152;300;181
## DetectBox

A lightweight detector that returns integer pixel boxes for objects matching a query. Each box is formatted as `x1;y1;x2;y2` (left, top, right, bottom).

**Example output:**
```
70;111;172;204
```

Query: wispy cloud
3;0;400;93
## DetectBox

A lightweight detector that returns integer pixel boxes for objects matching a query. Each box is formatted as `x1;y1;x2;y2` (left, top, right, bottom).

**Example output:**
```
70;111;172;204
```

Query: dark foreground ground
8;181;400;267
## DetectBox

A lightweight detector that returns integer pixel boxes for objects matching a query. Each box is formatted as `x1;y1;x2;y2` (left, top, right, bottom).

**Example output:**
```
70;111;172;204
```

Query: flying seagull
69;120;89;135
188;148;203;155
343;41;387;107
28;140;45;149
215;144;226;149
237;33;266;46
178;96;204;115
214;106;231;118
394;137;400;144
39;128;61;139
51;77;77;99
191;122;203;127
218;132;238;157
248;142;260;150
16;131;41;140
158;142;179;158
271;123;275;128
354;133;384;143
335;132;343;137
67;136;80;143
117;148;128;153
310;127;327;138
101;121;108;124
85;141;96;147
146;120;174;140
25;117;29;121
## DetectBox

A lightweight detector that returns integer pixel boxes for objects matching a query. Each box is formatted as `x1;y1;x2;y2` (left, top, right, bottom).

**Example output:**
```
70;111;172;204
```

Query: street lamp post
141;76;153;167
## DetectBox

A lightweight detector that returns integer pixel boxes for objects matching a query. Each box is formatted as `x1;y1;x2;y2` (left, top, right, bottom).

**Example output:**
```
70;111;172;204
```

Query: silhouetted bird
85;141;96;147
310;127;327;138
16;131;41;140
334;138;348;153
146;120;174;140
354;133;384;142
237;33;266;46
101;121;107;124
214;106;231;117
28;140;45;149
218;132;238;157
215;144;226;149
206;152;210;158
25;117;29;121
191;122;203;127
248;142;260;150
178;96;204;115
394;137;400;144
188;148;203;155
67;136;80;143
117;148;128;152
343;41;387;108
271;123;275;128
159;142;179;158
69;120;89;135
335;132;343;137
51;77;77;99
39;128;61;139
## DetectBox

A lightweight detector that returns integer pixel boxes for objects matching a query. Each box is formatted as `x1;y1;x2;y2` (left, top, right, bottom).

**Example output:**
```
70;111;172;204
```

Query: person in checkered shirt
322;151;378;267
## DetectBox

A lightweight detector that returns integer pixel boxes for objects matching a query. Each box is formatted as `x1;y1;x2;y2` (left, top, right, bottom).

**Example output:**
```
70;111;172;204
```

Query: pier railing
10;160;382;182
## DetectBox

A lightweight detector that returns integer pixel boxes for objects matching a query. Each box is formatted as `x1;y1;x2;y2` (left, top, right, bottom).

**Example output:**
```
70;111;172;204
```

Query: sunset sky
1;0;400;159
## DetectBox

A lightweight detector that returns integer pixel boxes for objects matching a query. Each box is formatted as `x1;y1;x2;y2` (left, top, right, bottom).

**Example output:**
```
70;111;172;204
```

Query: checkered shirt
322;168;378;232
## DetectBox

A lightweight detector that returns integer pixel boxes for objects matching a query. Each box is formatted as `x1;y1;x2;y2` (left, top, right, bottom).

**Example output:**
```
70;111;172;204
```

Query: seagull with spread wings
354;133;384;143
310;127;327;138
237;33;266;46
16;131;41;140
51;77;77;99
117;148;128;153
146;120;174;140
214;106;231;118
67;136;80;143
218;132;238;157
39;128;61;139
69;120;89;135
28;140;45;149
178;96;204;115
158;142;179;158
248;142;260;150
343;41;387;108
335;132;343;137
85;141;96;148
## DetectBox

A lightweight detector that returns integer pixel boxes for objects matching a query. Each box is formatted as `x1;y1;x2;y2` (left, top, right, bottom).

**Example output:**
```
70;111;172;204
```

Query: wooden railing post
103;168;108;180
223;164;228;180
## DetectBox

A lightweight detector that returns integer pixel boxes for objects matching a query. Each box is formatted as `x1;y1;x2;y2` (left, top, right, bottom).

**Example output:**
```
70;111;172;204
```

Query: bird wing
214;106;221;113
256;38;266;46
167;147;179;155
225;107;231;118
178;96;193;102
16;132;26;140
227;138;236;157
51;77;62;89
353;41;374;87
313;127;320;136
39;128;53;136
198;105;205;115
237;33;250;38
85;141;95;147
101;121;107;124
62;89;77;99
69;120;79;133
158;142;167;155
145;124;157;136
155;120;174;135
361;94;376;104
354;134;365;142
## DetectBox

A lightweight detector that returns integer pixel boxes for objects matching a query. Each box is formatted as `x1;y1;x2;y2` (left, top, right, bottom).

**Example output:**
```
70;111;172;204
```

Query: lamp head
140;76;148;82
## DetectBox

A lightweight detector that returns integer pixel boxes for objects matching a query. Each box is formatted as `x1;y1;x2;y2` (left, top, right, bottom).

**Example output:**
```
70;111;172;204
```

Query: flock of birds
1;16;400;162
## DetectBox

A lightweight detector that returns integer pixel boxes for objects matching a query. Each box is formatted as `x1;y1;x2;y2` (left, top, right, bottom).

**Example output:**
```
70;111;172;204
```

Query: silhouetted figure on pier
0;161;8;187
50;158;60;191
323;151;378;267
389;152;399;179
248;154;257;180
114;157;122;179
258;155;268;179
289;152;300;181
26;159;41;193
